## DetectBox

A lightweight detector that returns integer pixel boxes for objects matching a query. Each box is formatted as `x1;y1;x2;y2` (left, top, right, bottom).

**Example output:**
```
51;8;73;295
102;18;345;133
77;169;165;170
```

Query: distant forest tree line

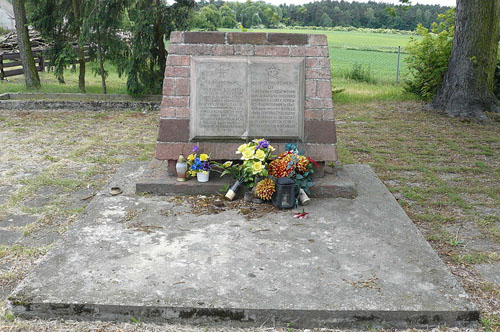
193;0;450;31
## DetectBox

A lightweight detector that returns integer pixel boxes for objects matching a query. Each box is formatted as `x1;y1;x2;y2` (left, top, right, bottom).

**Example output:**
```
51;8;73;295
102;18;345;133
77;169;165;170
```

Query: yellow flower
252;161;264;174
200;154;209;161
255;149;266;161
223;161;233;168
236;143;248;154
268;144;275;151
187;154;195;162
252;138;264;143
241;148;254;160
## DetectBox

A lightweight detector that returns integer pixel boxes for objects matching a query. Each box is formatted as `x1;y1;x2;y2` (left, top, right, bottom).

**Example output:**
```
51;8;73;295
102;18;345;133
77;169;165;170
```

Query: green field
239;28;417;48
227;28;419;84
2;28;420;102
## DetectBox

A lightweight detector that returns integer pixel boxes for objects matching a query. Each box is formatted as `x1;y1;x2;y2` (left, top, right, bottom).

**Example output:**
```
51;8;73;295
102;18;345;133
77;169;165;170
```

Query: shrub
342;63;376;84
494;61;500;98
404;9;454;100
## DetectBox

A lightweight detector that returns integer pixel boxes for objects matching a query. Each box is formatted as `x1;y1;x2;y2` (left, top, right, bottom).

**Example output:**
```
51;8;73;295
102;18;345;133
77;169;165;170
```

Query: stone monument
137;31;354;197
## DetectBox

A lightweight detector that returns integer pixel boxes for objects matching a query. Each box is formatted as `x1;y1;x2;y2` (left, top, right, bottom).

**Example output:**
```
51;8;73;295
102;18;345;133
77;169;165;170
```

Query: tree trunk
72;0;86;93
12;0;40;89
430;0;500;122
96;22;106;94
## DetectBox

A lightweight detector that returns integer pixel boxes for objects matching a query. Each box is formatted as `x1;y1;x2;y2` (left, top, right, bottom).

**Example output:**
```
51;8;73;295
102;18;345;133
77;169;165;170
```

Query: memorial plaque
248;58;304;138
190;58;248;140
190;57;304;141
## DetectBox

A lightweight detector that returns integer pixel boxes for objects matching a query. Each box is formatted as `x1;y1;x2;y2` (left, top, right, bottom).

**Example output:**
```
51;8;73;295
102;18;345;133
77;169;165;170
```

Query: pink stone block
162;78;175;95
254;45;290;56
175;107;190;118
305;68;331;79
169;31;183;44
306;57;331;68
316;80;333;99
305;80;316;96
175;78;190;96
304;144;338;161
156;142;337;162
168;44;216;55
163;96;189;107
165;66;190;78
308;34;328;46
167;55;191;66
234;44;254;56
160;106;176;118
305;109;323;120
289;46;328;57
306;98;333;109
213;45;234;56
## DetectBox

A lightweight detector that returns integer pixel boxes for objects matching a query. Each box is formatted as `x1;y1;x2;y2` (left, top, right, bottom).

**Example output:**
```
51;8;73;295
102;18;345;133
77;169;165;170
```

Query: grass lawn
0;62;128;95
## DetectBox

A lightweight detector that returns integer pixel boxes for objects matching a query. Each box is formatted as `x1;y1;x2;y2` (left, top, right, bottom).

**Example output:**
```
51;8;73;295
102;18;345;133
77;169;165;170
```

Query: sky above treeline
223;0;455;7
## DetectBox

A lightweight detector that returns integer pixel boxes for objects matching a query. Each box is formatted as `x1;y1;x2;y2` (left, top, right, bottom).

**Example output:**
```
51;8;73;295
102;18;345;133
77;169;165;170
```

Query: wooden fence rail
0;48;89;80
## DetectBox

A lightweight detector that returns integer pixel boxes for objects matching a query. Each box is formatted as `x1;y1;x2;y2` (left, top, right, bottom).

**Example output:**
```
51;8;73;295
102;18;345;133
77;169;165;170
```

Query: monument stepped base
136;160;357;198
9;162;478;329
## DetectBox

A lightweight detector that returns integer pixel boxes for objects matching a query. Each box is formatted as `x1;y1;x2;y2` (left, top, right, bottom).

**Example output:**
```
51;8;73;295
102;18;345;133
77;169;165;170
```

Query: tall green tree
12;0;40;89
124;0;194;96
81;0;129;94
220;4;237;28
72;0;86;92
192;4;220;30
27;0;78;84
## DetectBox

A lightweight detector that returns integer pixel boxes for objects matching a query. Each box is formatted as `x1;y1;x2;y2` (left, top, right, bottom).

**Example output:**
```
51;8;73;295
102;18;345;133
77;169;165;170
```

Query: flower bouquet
219;139;275;200
267;144;318;205
187;145;211;182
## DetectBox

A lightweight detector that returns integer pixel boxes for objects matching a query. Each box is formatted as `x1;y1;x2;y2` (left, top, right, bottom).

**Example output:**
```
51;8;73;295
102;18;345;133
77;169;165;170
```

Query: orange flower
256;179;275;201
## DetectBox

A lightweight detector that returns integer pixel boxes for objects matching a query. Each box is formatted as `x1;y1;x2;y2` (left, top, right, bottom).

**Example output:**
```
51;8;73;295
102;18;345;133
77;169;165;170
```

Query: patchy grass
333;78;417;104
0;108;158;321
336;100;500;331
1;102;500;331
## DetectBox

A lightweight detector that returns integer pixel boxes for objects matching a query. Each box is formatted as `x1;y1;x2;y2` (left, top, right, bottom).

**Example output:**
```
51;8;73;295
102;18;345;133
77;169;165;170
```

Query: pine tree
123;0;194;96
81;0;129;94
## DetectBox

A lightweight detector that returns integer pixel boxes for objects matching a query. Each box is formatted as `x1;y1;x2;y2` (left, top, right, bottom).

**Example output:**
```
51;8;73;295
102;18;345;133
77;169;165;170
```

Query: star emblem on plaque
215;64;228;78
266;65;280;78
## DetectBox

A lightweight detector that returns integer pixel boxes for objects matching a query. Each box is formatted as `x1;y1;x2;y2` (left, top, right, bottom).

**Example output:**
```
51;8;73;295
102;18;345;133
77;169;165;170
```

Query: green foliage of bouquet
219;139;275;188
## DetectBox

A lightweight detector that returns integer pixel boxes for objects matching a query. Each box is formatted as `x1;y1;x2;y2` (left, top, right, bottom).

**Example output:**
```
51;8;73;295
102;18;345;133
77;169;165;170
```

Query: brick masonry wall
156;31;337;165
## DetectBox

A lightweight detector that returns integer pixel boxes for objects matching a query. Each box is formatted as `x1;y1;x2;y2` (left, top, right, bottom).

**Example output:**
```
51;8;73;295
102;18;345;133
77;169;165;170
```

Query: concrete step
8;163;478;329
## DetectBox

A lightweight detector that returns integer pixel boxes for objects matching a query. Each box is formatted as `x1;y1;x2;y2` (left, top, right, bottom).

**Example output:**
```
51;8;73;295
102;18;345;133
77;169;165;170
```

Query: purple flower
202;161;211;171
257;140;269;149
192;145;200;153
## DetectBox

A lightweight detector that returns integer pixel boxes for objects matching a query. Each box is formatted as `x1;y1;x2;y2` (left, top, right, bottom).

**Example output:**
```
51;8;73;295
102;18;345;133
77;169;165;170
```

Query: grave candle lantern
272;177;296;209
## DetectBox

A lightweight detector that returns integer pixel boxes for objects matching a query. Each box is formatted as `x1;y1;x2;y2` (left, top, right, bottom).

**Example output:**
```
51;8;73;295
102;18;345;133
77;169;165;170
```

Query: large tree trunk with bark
72;0;86;93
13;0;40;89
431;0;500;122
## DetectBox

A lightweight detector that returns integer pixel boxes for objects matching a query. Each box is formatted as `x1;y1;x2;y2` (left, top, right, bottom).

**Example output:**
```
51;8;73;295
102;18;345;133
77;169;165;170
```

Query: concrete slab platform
136;163;356;198
8;162;478;329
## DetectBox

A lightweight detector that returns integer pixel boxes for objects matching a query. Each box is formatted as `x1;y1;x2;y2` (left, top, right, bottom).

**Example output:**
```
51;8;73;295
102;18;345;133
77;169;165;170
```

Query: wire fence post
396;46;401;84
